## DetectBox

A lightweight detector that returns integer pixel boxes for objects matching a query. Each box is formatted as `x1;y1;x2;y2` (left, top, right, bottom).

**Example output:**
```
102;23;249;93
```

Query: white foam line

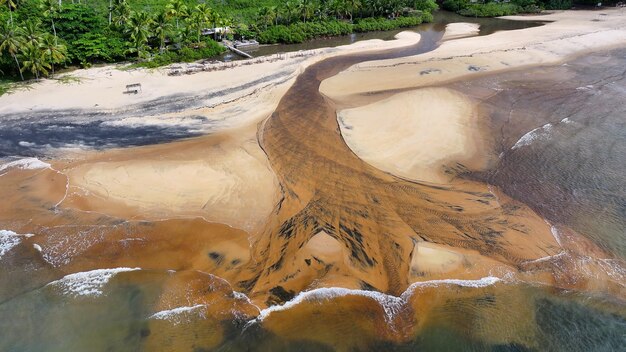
0;157;69;209
149;304;206;321
254;276;501;325
48;166;70;209
46;267;140;297
0;230;35;259
0;157;51;173
511;123;553;150
522;251;567;265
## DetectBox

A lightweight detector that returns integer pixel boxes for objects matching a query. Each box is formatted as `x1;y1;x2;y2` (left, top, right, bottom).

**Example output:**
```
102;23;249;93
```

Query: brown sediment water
236;28;563;304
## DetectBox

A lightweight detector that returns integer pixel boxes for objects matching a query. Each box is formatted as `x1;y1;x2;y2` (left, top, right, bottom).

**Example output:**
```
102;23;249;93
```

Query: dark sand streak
238;29;560;302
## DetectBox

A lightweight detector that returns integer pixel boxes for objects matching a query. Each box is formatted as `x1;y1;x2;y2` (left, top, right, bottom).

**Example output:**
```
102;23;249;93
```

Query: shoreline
320;9;626;102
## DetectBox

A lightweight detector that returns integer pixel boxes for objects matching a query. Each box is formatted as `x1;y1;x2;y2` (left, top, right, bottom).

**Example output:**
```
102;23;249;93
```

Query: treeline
0;0;438;80
443;0;623;17
0;0;229;79
257;13;433;44
253;0;438;44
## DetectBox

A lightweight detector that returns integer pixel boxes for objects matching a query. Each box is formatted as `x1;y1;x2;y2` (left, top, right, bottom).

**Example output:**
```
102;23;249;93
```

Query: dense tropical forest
0;0;619;81
0;0;440;80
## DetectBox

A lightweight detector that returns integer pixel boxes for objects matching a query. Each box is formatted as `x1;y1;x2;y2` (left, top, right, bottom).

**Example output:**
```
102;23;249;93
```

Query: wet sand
337;87;489;184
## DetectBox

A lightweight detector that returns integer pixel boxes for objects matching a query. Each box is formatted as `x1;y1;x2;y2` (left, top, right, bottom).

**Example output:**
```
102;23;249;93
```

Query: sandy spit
320;9;626;100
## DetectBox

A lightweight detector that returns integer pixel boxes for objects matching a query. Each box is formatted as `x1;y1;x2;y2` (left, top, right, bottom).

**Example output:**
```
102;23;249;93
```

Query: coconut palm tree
40;0;60;44
282;1;297;24
111;0;131;28
346;0;362;21
298;0;314;23
126;11;153;58
1;0;17;26
0;21;24;80
329;0;347;20
178;22;194;45
153;11;171;53
192;4;213;43
40;33;66;77
22;20;44;48
165;0;187;29
21;43;51;80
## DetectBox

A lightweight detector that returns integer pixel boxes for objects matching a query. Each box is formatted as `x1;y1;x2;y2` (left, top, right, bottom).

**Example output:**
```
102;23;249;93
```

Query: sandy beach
321;10;626;101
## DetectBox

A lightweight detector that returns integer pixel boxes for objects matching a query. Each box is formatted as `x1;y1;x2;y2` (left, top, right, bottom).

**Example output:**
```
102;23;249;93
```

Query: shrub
257;20;352;44
541;0;573;9
442;0;470;12
413;0;439;12
353;16;423;33
421;11;434;23
70;32;128;63
134;39;226;68
457;3;521;17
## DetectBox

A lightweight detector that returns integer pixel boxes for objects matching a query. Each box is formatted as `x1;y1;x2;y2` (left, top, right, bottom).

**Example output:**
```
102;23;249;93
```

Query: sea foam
255;276;501;324
46;267;140;297
149;304;207;324
0;158;51;173
0;230;34;259
511;123;553;150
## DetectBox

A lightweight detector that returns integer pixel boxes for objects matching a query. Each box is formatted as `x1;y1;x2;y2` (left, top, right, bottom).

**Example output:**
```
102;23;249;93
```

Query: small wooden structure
124;83;142;94
222;41;254;59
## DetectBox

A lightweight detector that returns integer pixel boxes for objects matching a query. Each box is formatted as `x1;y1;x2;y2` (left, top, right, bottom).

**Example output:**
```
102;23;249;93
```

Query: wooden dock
223;42;253;59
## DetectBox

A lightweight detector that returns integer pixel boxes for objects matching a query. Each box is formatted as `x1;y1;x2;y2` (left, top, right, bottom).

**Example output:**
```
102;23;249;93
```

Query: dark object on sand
124;83;142;94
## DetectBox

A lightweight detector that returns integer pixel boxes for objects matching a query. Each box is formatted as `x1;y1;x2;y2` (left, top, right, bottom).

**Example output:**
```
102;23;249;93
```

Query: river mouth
0;12;547;159
1;13;625;352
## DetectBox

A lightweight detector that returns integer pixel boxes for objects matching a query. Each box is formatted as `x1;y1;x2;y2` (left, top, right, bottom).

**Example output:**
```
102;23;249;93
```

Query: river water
0;12;625;352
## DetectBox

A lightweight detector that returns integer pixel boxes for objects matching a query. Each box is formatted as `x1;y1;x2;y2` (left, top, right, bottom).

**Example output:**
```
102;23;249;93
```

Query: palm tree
40;33;66;77
21;44;51;80
257;6;274;30
1;0;17;26
346;0;362;21
40;0;60;44
178;22;194;46
126;11;153;58
298;0;313;23
153;11;171;53
193;4;213;43
0;21;24;80
329;0;347;20
22;20;44;48
282;1;296;24
111;0;131;28
165;0;187;29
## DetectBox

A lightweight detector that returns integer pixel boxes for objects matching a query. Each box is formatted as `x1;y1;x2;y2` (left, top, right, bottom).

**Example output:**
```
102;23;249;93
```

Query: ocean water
463;48;626;259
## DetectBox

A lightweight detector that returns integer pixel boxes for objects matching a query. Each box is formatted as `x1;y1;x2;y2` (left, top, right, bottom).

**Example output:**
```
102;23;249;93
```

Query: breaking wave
0;157;51;173
255;276;501;324
0;230;34;259
46;268;141;297
149;304;207;324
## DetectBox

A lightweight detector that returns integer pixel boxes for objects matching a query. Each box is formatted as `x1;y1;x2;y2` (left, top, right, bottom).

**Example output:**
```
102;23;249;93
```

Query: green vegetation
442;0;541;17
254;0;438;44
1;0;438;80
444;0;622;17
